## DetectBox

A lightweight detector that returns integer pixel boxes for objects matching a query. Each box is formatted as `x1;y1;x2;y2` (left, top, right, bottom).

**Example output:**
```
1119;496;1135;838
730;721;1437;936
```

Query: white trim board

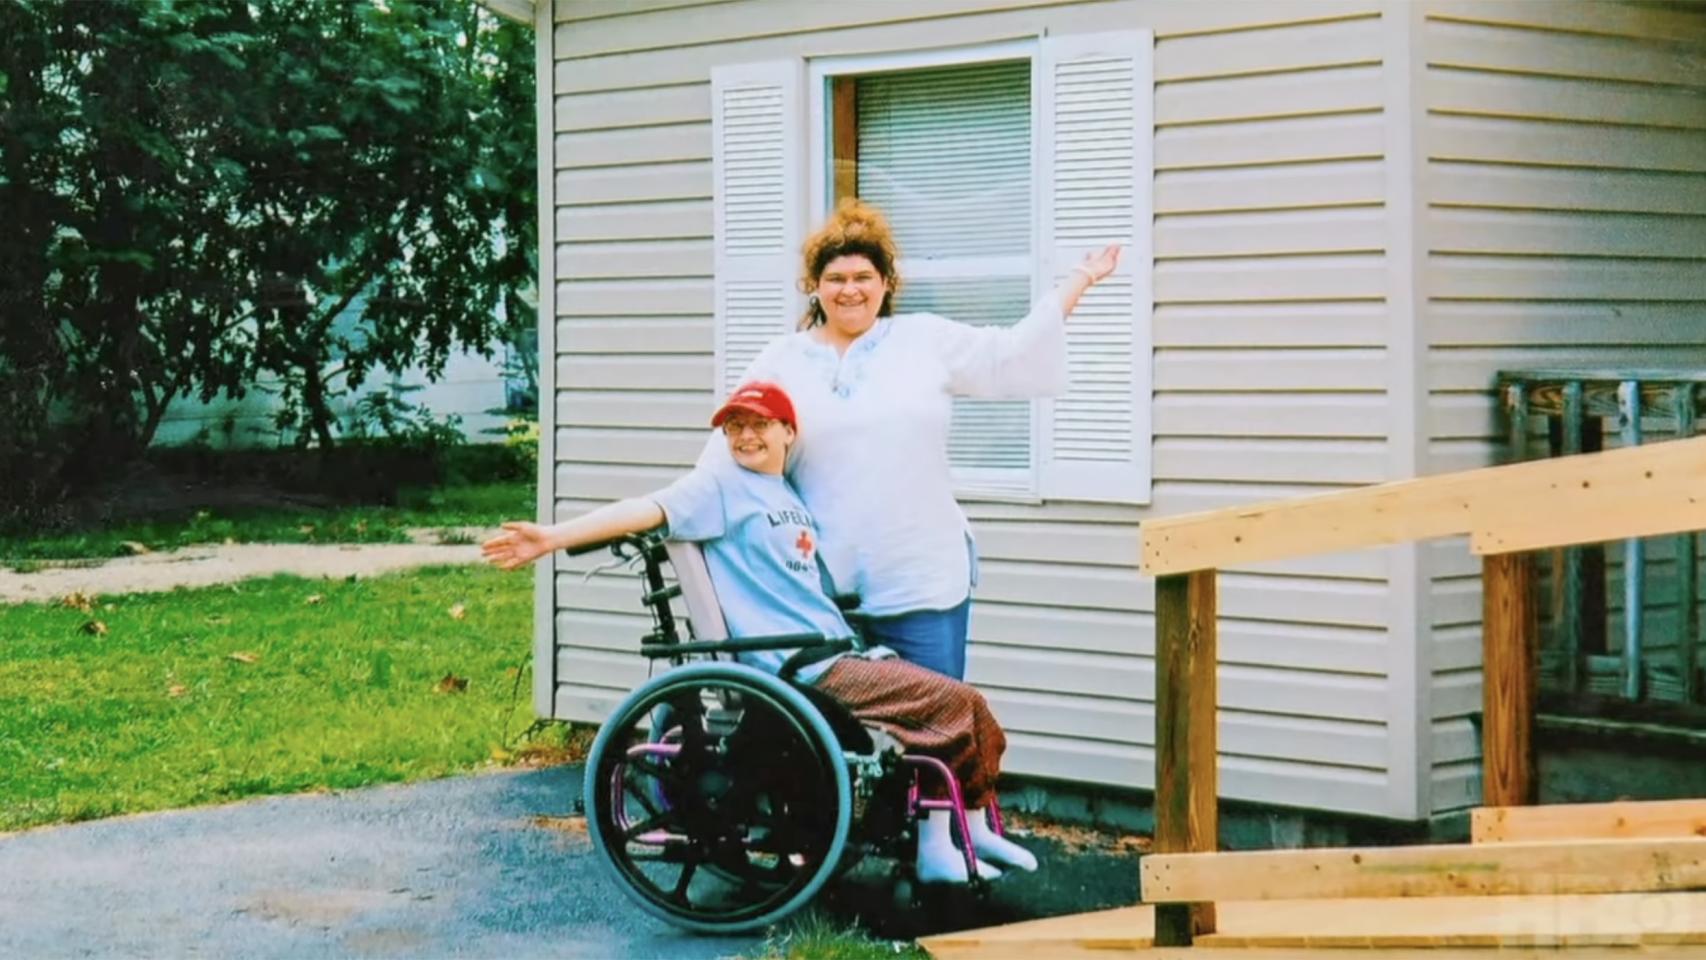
533;0;559;720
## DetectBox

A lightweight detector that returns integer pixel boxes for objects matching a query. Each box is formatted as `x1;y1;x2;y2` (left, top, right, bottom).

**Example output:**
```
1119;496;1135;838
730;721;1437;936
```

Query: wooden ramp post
1153;570;1218;945
1483;551;1537;807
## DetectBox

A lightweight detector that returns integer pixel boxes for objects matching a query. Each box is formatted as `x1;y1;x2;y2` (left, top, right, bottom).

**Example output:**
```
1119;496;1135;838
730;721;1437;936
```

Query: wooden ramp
957;440;1706;956
920;800;1706;956
924;442;1706;955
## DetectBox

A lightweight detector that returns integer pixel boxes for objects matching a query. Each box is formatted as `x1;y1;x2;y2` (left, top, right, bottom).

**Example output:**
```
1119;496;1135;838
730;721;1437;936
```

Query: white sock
916;809;1002;884
968;808;1038;873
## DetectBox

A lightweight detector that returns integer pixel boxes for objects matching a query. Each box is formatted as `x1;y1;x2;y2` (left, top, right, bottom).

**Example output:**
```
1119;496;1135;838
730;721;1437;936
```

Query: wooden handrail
1141;434;1706;576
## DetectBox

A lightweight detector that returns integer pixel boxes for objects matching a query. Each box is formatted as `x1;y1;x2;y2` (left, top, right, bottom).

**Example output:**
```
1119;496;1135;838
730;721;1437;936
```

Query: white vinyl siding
549;0;1403;820
1417;0;1706;813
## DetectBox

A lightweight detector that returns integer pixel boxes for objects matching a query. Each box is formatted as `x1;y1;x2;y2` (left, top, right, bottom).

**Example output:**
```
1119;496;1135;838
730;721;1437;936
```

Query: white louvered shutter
711;61;805;394
856;60;1035;491
1037;31;1154;504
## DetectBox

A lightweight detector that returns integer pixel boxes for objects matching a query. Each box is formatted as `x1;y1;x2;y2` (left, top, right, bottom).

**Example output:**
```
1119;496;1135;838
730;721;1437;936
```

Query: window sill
953;487;1044;506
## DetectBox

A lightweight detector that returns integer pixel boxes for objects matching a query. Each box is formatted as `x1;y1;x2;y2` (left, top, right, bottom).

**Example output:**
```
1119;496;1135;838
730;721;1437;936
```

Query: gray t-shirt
651;460;853;684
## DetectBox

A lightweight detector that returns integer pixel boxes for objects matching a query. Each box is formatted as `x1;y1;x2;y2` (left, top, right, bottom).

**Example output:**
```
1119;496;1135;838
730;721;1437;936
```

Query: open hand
1075;245;1121;284
481;521;552;570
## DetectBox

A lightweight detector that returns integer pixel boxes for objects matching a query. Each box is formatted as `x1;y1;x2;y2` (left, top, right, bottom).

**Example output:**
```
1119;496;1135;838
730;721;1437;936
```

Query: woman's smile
721;414;793;474
815;253;888;346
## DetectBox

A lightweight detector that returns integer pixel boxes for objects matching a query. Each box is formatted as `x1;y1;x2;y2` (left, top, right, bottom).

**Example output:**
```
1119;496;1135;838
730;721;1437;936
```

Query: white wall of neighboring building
152;348;515;449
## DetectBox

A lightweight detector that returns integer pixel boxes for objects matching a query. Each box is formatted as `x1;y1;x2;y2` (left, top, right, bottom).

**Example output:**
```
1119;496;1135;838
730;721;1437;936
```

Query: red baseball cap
711;380;797;430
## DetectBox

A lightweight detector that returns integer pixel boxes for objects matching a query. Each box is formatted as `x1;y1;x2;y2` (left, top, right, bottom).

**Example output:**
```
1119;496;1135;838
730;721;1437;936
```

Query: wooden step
1473;799;1706;844
1195;892;1706;948
919;893;1706;957
918;904;1152;957
926;947;1706;959
1141;837;1706;902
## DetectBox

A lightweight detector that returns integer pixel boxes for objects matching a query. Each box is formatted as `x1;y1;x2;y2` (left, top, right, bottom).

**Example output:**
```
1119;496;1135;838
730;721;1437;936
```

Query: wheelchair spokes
585;665;851;932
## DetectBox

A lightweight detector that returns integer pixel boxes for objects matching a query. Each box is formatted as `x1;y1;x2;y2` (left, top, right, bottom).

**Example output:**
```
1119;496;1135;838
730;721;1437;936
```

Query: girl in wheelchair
484;380;1037;929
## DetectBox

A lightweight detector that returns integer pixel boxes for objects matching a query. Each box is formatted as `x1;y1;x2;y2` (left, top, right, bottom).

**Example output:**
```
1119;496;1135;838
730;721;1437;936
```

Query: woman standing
717;200;1120;680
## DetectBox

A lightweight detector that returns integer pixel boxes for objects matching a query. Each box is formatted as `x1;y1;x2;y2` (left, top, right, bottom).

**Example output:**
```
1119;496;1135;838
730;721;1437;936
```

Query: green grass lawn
0;479;532;568
3;560;936;955
0;563;551;832
753;912;931;959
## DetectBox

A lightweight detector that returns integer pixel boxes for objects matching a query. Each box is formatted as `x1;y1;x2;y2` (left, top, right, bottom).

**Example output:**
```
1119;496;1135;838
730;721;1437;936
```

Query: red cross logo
795;529;814;559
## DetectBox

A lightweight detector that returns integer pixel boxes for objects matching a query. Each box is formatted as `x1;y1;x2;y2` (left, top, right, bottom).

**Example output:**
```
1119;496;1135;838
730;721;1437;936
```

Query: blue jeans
860;597;972;680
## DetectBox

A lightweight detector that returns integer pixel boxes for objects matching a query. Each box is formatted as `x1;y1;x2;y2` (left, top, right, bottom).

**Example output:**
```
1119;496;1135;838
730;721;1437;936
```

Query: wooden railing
1137;434;1706;946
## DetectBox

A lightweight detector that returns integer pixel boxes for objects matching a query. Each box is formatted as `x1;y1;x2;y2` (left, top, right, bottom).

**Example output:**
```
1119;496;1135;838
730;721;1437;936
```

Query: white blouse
708;296;1067;617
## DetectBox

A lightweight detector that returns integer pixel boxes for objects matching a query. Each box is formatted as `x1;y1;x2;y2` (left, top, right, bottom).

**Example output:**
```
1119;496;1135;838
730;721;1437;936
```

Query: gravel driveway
0;767;763;960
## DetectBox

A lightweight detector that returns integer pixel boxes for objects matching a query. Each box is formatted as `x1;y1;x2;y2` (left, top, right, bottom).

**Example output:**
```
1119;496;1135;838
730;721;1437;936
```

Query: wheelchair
574;531;1008;934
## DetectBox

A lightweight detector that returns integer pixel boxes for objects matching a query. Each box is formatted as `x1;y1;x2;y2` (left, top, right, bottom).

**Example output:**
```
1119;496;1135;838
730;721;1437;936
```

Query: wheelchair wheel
584;662;852;934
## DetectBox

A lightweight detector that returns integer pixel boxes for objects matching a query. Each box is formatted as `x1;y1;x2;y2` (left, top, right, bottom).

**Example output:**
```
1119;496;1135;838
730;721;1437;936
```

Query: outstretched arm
481;497;665;571
936;244;1124;399
1056;244;1121;317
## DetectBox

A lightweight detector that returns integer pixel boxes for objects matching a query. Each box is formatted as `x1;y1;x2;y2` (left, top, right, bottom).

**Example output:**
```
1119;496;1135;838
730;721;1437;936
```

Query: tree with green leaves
0;0;535;518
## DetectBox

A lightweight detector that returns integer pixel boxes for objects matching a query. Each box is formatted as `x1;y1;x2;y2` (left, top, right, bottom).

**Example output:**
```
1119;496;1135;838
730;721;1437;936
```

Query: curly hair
798;199;902;330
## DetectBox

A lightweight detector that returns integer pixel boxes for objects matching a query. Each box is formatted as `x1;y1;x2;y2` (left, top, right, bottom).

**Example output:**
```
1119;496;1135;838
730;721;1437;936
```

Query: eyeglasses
721;417;776;436
817;273;882;288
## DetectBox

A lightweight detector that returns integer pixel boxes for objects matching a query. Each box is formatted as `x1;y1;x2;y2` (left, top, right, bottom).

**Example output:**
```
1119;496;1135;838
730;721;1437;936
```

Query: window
853;60;1035;492
710;32;1153;504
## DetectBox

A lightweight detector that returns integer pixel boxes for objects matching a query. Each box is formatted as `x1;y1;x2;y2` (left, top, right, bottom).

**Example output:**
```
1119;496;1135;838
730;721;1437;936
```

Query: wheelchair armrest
640;634;852;660
562;528;665;558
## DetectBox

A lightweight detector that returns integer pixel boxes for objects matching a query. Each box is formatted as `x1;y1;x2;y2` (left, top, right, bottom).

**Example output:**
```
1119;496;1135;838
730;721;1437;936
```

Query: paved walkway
0;766;1144;959
0;767;762;960
0;541;486;604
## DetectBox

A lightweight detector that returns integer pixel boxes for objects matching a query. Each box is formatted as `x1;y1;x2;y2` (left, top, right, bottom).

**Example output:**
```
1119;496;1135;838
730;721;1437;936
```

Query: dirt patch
340;926;432;956
529;815;588;837
528;815;592;851
1002;812;1152;856
0;541;489;604
506;724;597;768
241;889;401;929
405;526;490;546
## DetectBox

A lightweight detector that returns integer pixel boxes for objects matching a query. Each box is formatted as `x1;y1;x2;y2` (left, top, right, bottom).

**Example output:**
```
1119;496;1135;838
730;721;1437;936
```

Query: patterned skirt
814;655;1006;808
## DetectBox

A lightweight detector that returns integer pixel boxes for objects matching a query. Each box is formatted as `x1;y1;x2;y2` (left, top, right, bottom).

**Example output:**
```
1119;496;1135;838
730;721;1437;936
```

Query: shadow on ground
801;820;1145;942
